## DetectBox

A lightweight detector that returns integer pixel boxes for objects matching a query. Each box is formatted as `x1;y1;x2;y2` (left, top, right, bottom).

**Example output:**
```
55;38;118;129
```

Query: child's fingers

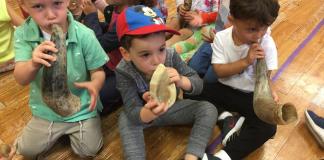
142;92;151;102
152;102;166;115
144;100;158;110
88;93;97;111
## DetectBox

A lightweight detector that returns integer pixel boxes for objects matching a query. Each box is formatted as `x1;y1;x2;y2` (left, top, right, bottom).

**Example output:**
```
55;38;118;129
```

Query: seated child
193;0;280;159
14;0;108;159
115;5;218;160
81;0;167;114
166;0;219;56
0;0;24;73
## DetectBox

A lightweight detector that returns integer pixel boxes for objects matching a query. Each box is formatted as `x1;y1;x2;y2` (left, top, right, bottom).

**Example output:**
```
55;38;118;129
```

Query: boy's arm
212;40;265;77
14;41;57;85
6;1;24;26
83;13;119;52
268;70;279;103
74;68;105;111
170;49;203;95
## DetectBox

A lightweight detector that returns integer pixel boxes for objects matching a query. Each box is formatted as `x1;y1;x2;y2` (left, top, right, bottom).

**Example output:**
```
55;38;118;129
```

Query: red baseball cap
116;5;180;40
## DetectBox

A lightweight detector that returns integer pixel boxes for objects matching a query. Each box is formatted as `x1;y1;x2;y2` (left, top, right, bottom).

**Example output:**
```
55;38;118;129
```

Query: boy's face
229;16;268;45
120;33;167;78
21;0;70;33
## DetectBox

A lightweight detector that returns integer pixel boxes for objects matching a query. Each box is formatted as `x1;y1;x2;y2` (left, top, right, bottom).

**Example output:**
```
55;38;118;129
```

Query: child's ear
119;47;131;61
228;15;234;25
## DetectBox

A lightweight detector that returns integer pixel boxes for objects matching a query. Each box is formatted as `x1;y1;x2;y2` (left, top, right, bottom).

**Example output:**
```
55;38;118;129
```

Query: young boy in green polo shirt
13;0;108;159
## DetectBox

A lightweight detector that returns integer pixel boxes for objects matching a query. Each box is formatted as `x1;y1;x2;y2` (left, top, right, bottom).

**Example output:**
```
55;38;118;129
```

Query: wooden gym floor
0;0;323;159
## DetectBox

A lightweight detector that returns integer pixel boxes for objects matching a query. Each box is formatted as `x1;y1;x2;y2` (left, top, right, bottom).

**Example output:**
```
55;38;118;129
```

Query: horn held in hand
41;24;81;117
150;64;177;108
253;58;298;125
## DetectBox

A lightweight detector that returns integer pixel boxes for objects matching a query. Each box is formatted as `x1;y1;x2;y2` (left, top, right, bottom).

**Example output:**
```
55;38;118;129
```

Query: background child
195;0;280;159
166;0;219;48
0;0;24;73
14;0;108;159
115;5;217;160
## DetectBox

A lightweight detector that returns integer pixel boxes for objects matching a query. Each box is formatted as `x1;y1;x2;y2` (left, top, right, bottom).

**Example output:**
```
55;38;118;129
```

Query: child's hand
83;0;97;15
202;27;215;43
142;92;168;116
184;11;203;27
31;41;57;69
166;67;182;87
245;43;265;65
272;89;279;103
178;4;189;17
74;81;99;111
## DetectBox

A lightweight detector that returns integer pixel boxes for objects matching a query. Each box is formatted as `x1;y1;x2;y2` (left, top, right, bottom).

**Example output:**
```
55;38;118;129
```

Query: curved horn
253;58;298;125
41;24;81;117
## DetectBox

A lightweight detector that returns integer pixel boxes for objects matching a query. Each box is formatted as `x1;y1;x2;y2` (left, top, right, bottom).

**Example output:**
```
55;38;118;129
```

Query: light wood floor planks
0;0;323;159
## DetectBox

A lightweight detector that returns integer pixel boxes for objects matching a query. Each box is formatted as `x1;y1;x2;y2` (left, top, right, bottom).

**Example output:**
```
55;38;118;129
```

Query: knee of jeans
75;140;103;158
199;101;218;119
17;142;43;159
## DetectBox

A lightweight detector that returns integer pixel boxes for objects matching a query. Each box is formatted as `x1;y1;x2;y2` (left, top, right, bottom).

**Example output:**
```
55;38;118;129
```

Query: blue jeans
188;42;218;83
99;66;122;114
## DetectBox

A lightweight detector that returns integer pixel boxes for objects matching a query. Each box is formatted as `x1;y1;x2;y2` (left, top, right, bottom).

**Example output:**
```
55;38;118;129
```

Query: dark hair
230;0;280;26
127;0;157;8
120;32;165;51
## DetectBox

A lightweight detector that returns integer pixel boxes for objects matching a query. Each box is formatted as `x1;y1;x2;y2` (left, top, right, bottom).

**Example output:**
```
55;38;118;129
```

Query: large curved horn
183;0;192;11
253;58;298;125
41;24;81;117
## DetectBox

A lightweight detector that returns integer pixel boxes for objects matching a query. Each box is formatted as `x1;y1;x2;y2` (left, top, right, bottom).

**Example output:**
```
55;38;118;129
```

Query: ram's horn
41;24;81;117
150;64;177;108
183;0;192;11
253;58;298;125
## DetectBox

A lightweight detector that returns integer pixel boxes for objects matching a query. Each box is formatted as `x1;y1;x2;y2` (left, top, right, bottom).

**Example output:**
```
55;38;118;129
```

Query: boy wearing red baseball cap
115;5;218;160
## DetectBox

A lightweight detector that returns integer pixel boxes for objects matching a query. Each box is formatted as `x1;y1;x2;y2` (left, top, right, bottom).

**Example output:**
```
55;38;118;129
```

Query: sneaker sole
305;110;324;149
222;116;245;146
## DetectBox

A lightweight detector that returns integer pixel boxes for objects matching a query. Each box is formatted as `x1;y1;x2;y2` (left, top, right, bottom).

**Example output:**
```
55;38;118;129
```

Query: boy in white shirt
197;0;280;159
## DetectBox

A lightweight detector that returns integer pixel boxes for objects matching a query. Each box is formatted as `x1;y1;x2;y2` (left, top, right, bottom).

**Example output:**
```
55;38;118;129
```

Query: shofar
253;58;298;125
150;64;177;108
183;0;192;11
42;24;81;117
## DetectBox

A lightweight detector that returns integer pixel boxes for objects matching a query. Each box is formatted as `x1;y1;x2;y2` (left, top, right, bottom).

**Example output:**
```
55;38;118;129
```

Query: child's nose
152;54;162;65
46;9;56;20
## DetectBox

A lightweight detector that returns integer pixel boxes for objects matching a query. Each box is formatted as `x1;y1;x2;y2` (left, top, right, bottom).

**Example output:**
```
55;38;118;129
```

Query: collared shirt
0;0;15;63
14;12;109;122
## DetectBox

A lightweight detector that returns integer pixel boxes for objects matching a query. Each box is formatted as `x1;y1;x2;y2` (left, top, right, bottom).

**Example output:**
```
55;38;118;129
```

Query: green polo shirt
14;12;109;122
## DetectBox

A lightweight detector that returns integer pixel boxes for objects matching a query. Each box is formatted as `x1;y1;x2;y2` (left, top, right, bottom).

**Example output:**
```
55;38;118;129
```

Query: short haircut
230;0;280;26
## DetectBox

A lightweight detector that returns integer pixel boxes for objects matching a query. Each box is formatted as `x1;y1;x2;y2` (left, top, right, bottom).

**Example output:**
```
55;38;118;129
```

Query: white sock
214;150;231;160
218;111;233;121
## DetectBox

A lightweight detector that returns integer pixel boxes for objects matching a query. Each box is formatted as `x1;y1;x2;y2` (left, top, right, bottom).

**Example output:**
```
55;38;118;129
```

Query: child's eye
54;1;63;6
141;53;150;58
159;47;166;52
32;4;43;10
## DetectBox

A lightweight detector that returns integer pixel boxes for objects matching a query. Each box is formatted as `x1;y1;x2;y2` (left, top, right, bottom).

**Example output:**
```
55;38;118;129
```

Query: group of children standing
0;0;281;159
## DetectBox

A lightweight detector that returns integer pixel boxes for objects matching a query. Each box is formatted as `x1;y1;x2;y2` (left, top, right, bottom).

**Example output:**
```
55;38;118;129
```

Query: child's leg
17;117;63;159
201;82;277;159
152;100;218;159
166;28;193;47
187;42;212;78
118;112;146;160
68;116;103;158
